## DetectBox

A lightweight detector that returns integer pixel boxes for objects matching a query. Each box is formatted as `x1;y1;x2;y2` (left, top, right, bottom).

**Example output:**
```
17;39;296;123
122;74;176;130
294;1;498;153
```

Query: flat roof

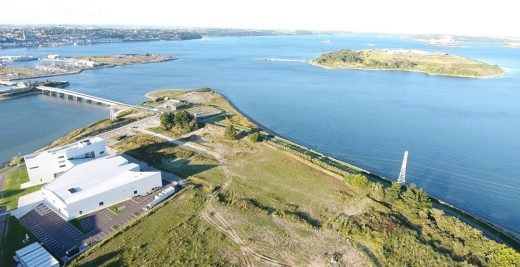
25;137;104;159
43;155;160;204
15;242;59;267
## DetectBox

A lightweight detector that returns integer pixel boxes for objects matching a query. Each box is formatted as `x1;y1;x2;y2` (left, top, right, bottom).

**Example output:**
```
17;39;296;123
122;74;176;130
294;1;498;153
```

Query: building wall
44;172;162;220
24;139;106;186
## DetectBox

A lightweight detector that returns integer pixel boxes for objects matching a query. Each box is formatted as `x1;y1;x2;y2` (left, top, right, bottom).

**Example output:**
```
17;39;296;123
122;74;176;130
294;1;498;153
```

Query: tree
174;110;192;129
160;112;175;130
385;182;402;203
224;125;238;140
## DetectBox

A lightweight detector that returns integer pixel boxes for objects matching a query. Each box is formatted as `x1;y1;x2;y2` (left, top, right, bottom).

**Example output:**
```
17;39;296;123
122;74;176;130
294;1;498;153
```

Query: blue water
1;35;519;236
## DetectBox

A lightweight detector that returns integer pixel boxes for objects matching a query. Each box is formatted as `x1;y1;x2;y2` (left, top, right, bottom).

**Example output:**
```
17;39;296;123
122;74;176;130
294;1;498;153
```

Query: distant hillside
311;49;504;78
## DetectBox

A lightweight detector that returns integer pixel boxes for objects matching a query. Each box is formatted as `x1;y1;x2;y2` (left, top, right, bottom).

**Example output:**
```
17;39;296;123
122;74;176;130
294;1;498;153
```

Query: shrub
385;182;402;202
348;174;369;188
248;132;261;142
224;125;237;140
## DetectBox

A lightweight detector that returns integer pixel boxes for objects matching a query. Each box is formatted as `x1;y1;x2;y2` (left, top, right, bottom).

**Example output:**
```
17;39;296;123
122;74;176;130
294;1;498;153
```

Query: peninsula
2;88;519;266
0;53;175;80
311;49;504;78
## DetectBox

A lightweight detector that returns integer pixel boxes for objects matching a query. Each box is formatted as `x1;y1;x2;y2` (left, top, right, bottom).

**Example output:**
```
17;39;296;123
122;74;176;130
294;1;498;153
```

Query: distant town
0;26;309;49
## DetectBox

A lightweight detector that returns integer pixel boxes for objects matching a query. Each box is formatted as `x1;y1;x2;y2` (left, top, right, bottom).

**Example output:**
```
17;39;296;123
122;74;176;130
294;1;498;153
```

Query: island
0;53;176;80
1;88;519;267
311;49;504;78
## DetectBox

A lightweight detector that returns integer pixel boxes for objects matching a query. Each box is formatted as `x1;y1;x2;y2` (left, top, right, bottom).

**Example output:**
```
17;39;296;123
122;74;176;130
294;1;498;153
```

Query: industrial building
14;242;59;267
42;155;162;220
24;137;106;185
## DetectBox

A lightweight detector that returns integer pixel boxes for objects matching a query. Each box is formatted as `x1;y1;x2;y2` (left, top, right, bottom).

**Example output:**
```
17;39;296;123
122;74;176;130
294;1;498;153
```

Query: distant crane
397;151;408;184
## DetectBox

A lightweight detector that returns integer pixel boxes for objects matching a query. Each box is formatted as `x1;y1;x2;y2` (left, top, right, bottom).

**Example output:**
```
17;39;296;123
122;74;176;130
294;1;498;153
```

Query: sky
1;0;519;38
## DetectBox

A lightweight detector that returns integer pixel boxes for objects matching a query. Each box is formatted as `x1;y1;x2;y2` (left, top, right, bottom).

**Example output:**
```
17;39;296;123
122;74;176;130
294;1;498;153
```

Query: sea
0;34;519;237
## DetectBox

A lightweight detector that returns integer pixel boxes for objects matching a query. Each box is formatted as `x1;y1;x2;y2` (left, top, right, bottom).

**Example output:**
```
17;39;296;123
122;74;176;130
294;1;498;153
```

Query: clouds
1;0;518;37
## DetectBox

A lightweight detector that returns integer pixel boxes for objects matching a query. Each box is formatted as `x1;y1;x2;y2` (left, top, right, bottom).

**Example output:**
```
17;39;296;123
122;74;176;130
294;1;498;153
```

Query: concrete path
11;191;43;219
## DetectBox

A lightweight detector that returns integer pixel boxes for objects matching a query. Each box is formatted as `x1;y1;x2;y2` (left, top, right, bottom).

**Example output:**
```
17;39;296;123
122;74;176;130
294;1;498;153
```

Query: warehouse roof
43;155;159;204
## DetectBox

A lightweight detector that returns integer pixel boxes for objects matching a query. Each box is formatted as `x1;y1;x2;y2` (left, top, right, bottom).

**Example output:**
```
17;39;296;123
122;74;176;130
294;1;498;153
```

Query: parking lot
18;180;182;262
79;187;162;243
19;204;85;259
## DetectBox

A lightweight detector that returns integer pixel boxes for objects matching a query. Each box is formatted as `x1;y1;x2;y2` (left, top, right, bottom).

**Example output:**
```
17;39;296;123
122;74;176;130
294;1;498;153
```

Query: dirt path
112;117;291;266
200;161;291;267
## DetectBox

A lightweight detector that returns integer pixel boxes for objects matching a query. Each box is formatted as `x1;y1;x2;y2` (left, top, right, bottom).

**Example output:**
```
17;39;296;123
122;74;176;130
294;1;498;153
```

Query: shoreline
5;87;520;251
308;60;505;79
216;89;520;249
5;57;178;82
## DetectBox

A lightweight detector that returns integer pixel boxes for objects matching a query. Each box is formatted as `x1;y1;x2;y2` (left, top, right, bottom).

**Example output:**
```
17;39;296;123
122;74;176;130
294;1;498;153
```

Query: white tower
109;106;116;121
397;151;408;184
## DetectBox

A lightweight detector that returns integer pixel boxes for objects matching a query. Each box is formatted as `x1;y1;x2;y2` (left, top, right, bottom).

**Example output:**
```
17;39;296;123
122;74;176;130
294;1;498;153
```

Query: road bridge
35;86;156;112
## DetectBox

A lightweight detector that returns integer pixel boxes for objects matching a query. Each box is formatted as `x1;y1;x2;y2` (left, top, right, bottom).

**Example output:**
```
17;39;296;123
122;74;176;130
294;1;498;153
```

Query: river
0;34;519;237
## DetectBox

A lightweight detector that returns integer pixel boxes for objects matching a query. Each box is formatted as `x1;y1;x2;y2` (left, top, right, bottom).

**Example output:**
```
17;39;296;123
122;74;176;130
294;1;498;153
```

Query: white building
24;137;107;185
42;155;162;220
14;242;59;267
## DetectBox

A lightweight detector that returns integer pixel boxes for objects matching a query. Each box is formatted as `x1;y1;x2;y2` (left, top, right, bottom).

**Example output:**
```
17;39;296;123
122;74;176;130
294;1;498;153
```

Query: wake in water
255;57;308;63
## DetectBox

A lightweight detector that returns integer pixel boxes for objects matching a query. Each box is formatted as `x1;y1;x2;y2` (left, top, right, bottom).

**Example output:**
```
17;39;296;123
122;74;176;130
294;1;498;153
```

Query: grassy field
71;189;241;267
312;49;504;78
0;216;38;267
0;167;43;211
113;134;226;186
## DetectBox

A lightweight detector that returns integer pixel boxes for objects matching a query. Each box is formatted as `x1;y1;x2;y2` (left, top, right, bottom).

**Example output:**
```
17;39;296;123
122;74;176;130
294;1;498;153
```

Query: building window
58;155;64;159
29;166;39;169
59;165;66;168
79;211;82;215
134;190;138;194
100;151;105;155
99;201;104;206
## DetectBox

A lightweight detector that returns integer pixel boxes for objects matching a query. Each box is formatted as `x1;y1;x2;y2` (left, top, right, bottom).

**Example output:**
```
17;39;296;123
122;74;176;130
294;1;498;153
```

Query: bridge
36;86;155;112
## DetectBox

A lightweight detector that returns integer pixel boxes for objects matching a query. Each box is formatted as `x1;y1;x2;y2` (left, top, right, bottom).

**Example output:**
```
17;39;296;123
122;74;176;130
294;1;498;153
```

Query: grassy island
311;49;504;78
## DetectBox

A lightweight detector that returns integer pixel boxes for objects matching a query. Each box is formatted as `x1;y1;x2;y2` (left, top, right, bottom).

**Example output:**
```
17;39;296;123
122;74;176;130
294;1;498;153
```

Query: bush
385;182;402;202
369;183;385;201
401;184;432;214
224;125;237;140
248;132;261;142
348;174;369;188
487;247;520;266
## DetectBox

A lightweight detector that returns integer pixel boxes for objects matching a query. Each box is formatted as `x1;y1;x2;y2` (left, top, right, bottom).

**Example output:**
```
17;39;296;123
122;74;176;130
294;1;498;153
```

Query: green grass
71;189;240;266
0;216;38;267
107;205;120;215
0;167;43;211
113;134;225;187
